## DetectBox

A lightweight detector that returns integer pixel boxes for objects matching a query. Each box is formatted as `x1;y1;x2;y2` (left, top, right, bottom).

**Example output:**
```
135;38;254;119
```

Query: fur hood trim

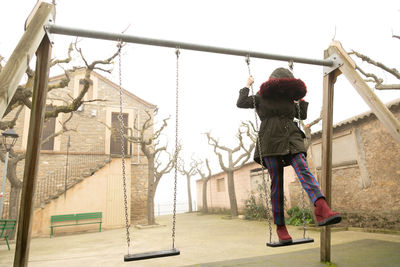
258;78;307;101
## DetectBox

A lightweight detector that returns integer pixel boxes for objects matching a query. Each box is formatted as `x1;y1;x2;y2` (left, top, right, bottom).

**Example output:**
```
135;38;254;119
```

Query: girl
237;68;341;244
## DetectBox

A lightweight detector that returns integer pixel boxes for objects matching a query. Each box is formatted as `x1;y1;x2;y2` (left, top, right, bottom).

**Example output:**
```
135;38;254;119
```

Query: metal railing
33;150;110;208
155;201;197;216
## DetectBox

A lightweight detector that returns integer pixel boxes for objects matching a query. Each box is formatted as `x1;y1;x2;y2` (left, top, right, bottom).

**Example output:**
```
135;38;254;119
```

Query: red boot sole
317;214;342;226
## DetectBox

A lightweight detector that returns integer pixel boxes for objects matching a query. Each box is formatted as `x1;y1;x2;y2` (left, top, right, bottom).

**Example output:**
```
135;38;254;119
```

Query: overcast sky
1;0;399;206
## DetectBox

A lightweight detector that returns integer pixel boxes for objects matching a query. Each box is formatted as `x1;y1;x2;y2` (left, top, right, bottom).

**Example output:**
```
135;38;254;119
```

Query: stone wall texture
290;103;400;229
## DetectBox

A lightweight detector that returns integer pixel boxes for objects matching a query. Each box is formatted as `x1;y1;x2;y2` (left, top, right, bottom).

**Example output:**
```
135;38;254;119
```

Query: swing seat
124;248;180;261
267;238;314;247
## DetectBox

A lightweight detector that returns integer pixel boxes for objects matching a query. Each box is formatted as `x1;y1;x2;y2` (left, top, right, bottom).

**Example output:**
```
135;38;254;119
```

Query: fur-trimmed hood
258;78;307;101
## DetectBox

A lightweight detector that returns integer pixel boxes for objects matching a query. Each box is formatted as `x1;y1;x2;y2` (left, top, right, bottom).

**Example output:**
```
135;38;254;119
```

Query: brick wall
130;156;149;224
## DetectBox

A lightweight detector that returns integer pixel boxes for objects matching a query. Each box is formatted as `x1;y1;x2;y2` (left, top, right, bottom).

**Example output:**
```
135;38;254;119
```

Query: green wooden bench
0;219;17;250
50;212;102;237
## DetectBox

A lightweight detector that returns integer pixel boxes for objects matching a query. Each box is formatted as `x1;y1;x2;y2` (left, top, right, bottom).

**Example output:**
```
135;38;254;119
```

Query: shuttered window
216;178;225;192
41;105;56;150
110;112;128;155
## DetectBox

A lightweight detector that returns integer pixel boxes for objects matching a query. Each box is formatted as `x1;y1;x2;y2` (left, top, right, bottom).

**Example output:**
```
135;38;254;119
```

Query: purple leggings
264;153;324;225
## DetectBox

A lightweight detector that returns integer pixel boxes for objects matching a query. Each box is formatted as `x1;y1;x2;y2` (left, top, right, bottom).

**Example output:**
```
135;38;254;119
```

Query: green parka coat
236;87;308;167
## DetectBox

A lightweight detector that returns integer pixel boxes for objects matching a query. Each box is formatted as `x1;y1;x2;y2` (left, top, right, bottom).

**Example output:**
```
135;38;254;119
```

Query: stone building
0;69;156;236
196;99;400;229
289;98;400;229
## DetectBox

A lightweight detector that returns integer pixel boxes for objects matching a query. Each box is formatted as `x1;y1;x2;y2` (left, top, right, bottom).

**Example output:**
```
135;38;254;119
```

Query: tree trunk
8;184;21;220
186;175;192;212
9;185;21;240
202;179;208;213
146;156;156;225
7;158;22;218
4;157;22;239
227;171;238;217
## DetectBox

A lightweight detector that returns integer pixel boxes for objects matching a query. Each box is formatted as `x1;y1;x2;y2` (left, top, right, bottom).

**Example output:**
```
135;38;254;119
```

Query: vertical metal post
320;50;336;262
64;136;70;199
13;36;52;267
0;151;9;218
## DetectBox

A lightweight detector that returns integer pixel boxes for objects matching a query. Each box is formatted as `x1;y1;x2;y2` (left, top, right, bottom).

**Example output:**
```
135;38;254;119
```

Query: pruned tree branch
241;121;257;143
178;156;199;177
197;158;212;180
50;42;73;67
355;65;383;85
350;50;400;79
206;125;254;172
205;132;231;152
350;50;400;90
154;144;180;188
0;105;24;130
46;44;120;118
375;84;400;90
205;132;229;172
47;68;71;92
155;150;174;178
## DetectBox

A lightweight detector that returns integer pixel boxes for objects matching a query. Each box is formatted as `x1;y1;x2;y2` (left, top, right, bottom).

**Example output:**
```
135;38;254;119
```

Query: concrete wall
32;158;131;237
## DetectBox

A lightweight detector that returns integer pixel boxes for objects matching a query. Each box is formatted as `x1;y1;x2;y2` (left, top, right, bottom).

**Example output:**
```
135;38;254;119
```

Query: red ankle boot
314;198;342;226
277;225;292;244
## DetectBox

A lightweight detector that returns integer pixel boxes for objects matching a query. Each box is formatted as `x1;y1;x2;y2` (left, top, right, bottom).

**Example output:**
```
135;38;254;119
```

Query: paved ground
1;213;399;267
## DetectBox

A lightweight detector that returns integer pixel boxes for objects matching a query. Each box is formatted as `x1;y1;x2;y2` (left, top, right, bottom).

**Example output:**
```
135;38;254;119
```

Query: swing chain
118;40;131;254
245;55;273;243
172;47;180;249
296;101;307;239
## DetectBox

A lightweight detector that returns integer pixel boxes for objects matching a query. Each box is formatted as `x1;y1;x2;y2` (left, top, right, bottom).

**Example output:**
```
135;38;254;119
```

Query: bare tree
178;156;199;213
126;109;178;225
206;124;255;217
196;158;212;213
349;36;400;90
0;41;120;220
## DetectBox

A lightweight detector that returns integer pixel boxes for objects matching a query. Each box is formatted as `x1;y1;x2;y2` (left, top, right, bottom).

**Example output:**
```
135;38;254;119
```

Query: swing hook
117;39;124;53
175;46;180;58
288;59;294;72
245;54;250;66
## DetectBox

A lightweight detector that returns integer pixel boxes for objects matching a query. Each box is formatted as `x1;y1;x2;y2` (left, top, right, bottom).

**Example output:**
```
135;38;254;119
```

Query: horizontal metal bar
46;24;333;67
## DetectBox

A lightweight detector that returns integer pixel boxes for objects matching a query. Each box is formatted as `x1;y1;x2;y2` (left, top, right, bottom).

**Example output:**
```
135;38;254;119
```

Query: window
216;178;225;192
311;130;358;168
41;105;56;150
110;112;129;155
